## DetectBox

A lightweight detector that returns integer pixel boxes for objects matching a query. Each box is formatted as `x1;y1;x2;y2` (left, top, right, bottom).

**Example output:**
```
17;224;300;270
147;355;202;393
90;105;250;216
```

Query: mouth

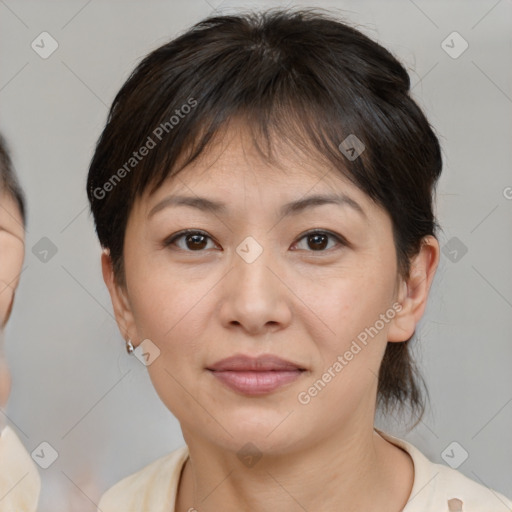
206;354;307;396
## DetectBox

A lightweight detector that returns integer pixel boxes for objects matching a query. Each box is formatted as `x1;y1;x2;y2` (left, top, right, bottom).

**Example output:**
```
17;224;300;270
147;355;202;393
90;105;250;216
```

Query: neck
175;426;414;512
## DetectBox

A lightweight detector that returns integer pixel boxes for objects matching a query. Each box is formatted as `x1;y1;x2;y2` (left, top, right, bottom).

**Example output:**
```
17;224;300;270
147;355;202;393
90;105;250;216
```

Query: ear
101;250;139;346
387;235;440;343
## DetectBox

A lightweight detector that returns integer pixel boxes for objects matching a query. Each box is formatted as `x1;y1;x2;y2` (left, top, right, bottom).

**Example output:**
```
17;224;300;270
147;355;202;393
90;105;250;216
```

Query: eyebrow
148;192;366;220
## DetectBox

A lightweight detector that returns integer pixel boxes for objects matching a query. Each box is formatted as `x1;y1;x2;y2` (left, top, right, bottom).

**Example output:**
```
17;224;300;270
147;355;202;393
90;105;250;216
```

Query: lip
207;354;306;372
207;354;307;395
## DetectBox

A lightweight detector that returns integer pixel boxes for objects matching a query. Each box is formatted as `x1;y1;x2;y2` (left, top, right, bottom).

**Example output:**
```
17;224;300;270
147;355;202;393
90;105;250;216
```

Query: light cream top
0;426;41;512
98;429;512;511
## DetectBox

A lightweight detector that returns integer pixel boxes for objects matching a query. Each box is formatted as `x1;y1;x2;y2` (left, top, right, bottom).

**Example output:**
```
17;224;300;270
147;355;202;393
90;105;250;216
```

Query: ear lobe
101;250;138;344
387;235;440;343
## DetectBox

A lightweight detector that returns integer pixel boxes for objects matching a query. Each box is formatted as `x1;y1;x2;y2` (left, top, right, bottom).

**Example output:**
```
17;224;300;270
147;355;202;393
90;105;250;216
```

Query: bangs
142;98;364;200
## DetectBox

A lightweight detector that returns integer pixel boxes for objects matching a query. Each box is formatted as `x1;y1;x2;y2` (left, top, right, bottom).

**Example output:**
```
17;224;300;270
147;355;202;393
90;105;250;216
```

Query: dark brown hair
87;7;442;423
0;133;26;227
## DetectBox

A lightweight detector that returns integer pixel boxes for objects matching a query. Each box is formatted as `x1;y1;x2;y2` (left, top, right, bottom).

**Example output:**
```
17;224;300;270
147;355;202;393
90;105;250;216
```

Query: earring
126;339;134;355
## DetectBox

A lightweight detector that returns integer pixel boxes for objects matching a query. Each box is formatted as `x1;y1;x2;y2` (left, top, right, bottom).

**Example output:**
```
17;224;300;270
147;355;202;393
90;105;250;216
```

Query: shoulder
421;462;512;511
376;429;512;512
0;426;41;512
98;445;189;512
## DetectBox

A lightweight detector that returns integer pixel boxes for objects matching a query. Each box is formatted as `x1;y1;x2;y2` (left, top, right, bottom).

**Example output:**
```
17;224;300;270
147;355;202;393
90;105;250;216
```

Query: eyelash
163;229;347;253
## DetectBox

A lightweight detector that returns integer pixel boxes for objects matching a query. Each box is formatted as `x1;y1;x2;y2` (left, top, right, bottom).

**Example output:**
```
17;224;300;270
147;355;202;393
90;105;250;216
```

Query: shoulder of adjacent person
377;430;512;512
0;425;41;512
97;444;189;512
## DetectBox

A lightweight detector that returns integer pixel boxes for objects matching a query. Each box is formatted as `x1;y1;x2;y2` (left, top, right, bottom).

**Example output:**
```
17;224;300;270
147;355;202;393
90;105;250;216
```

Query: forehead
125;120;395;250
147;119;371;209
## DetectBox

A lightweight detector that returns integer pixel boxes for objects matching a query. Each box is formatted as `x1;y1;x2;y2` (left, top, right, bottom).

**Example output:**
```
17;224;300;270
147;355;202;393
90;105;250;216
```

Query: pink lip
207;354;306;396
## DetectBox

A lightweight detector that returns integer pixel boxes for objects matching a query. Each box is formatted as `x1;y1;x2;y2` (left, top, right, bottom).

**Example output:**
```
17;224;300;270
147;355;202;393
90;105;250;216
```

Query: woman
0;134;41;512
87;8;512;511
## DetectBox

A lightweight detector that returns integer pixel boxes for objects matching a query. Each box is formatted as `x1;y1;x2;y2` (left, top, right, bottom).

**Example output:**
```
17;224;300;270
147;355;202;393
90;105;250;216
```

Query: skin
103;121;440;512
0;189;25;408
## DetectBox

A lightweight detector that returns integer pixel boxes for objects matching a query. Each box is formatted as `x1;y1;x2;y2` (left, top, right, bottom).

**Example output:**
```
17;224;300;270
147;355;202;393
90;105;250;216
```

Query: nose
218;240;292;336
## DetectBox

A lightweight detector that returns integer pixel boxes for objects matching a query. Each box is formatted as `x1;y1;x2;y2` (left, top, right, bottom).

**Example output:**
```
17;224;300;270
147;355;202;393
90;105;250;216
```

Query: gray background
1;0;511;510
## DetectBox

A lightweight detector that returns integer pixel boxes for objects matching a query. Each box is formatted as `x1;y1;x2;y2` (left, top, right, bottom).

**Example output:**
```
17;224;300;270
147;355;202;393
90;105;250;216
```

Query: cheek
127;265;213;358
306;260;396;349
129;272;213;416
0;234;24;282
295;275;395;418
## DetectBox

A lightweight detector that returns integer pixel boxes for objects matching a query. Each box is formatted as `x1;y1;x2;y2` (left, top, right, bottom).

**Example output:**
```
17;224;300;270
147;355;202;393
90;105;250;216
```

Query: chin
212;410;306;453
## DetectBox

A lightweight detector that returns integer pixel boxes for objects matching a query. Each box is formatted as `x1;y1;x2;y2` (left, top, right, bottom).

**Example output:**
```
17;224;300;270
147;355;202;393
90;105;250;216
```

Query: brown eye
184;233;208;250
307;233;328;250
292;230;345;252
164;230;216;251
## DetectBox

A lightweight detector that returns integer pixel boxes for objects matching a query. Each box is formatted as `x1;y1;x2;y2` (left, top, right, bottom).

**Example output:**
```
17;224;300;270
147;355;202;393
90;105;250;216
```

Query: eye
291;230;346;252
164;229;218;252
163;229;347;253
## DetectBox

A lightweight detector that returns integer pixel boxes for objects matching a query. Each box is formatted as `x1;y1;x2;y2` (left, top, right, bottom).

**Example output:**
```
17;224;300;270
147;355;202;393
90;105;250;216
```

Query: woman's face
0;190;24;328
105;124;436;455
0;189;24;407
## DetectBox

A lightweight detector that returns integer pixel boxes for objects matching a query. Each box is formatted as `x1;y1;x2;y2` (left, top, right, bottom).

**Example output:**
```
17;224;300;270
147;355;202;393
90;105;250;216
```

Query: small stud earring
126;339;134;355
